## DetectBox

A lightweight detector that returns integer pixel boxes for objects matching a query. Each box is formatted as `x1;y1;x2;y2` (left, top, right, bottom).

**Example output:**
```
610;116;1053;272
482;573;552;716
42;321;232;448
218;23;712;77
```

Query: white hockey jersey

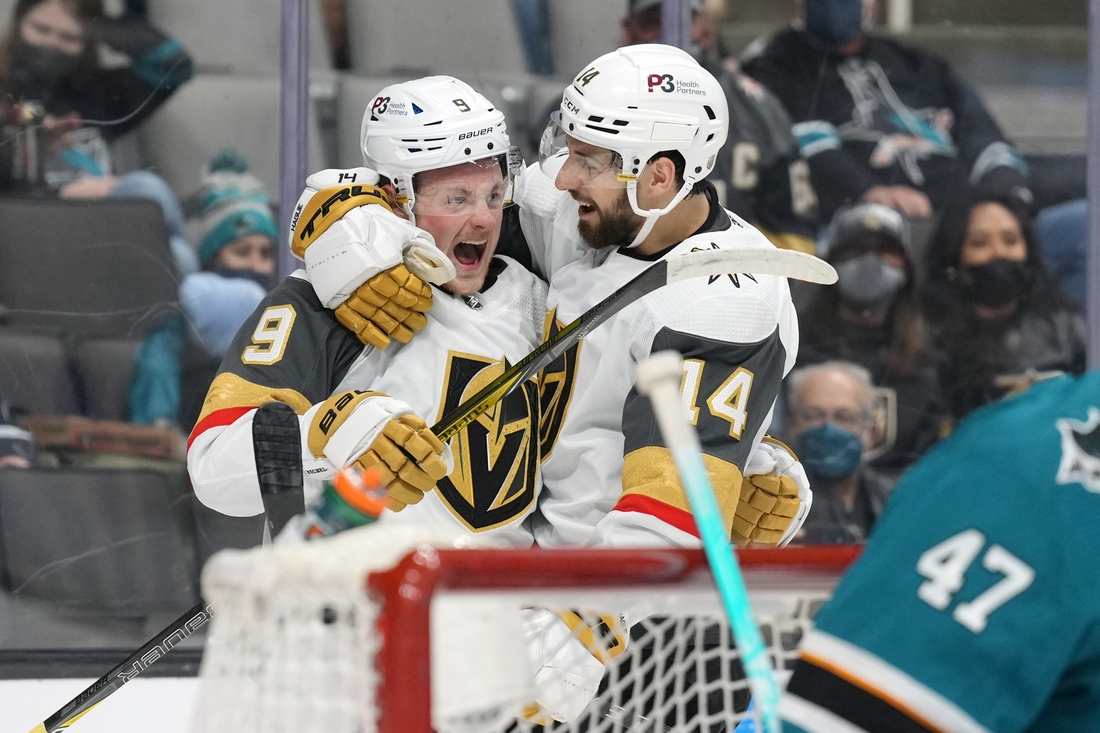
518;166;799;548
187;256;546;546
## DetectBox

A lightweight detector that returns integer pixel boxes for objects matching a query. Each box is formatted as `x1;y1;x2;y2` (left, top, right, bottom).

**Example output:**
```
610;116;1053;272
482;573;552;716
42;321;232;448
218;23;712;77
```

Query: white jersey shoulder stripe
779;694;873;733
800;630;992;733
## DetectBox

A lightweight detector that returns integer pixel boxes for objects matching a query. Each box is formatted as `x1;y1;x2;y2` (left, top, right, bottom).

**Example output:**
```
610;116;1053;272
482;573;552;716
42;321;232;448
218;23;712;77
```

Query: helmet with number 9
361;76;518;223
541;44;728;246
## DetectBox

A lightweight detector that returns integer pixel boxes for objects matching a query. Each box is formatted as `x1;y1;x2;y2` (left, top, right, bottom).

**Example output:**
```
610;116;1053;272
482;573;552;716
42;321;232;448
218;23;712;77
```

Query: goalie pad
737;437;812;547
303;390;451;513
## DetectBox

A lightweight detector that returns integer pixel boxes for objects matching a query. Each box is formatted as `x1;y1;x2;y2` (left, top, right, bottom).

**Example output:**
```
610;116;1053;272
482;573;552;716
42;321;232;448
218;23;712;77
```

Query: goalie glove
734;437;812;547
289;168;457;349
304;390;452;513
519;608;627;724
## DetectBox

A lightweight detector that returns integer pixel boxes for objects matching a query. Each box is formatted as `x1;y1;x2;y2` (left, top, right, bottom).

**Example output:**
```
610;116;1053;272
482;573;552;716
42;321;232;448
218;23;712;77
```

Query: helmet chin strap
625;180;695;249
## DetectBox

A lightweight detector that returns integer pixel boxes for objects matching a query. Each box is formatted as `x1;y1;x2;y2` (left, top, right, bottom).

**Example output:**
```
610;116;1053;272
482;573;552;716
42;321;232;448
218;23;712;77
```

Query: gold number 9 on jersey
242;305;297;365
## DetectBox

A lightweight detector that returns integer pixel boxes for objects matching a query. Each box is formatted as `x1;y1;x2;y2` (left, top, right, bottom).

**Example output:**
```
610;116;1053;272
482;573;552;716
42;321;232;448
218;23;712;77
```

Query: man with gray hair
783;360;897;543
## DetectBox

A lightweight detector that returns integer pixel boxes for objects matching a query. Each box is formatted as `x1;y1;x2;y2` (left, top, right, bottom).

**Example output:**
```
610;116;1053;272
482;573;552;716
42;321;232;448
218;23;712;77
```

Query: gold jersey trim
621;445;744;534
196;372;312;426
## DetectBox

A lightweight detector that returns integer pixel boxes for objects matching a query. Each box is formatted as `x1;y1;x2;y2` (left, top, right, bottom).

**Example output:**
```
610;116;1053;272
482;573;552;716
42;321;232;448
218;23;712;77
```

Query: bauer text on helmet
539;45;728;248
361;76;522;294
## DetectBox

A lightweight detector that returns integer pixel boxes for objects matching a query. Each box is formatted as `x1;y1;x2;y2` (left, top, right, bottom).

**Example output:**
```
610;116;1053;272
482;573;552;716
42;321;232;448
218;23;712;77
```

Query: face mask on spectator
958;258;1033;307
213;266;275;292
804;0;865;44
797;423;863;480
15;38;80;88
834;252;907;308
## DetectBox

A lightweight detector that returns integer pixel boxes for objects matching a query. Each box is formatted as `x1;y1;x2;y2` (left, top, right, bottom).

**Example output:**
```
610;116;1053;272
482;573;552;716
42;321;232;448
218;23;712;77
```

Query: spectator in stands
796;203;945;476
783;361;896;544
740;0;1030;223
925;189;1087;422
176;151;276;430
621;0;819;252
0;0;196;273
0;401;36;468
181;150;276;359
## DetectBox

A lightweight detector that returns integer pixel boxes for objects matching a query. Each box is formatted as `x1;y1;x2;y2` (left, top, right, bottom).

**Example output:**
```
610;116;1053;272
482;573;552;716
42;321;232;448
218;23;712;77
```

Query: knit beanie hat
197;149;278;266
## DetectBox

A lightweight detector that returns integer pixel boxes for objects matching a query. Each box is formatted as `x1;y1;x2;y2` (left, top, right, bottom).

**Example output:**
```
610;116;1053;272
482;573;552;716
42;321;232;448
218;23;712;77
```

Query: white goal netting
191;523;852;733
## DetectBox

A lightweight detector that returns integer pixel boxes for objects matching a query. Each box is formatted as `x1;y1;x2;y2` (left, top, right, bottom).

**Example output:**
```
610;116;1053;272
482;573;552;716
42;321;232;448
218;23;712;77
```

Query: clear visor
407;148;521;218
538;111;626;190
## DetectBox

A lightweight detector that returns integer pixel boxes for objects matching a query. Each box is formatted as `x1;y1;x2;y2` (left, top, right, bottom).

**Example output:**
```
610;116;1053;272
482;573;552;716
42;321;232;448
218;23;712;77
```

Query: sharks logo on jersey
538;309;581;460
435;351;540;531
1056;407;1100;494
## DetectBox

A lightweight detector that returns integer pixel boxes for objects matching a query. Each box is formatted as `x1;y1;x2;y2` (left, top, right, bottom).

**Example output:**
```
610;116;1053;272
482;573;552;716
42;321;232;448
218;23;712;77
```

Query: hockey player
519;45;811;549
187;76;546;545
779;369;1100;731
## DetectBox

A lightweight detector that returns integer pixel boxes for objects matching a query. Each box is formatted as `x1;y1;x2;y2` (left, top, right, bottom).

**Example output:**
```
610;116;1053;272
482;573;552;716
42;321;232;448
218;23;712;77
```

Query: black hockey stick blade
28;602;213;733
432;246;835;442
253;400;307;537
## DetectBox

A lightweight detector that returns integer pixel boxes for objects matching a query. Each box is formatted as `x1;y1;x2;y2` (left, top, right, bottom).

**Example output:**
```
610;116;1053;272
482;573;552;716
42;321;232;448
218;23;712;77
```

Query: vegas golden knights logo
436;351;540;531
539;309;581;460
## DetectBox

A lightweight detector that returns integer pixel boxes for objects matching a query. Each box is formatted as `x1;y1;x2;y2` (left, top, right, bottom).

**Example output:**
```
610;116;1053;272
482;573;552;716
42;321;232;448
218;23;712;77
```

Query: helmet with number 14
540;44;728;248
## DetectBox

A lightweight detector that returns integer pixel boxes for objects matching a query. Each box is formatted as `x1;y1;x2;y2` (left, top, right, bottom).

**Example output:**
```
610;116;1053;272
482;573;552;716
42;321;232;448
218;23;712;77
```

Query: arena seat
345;0;527;77
0;198;178;340
0;467;198;614
544;0;623;79
980;86;1086;156
141;74;327;207
76;339;142;423
148;0;332;75
0;331;78;416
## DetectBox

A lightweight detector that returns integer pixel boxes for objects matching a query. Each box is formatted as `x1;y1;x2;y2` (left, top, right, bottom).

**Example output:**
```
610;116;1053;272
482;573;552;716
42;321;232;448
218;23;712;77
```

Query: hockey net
192;523;858;733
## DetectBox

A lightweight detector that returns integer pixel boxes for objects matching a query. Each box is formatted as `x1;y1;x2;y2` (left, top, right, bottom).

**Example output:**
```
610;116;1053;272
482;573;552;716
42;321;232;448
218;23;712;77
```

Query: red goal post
369;545;860;733
193;524;859;733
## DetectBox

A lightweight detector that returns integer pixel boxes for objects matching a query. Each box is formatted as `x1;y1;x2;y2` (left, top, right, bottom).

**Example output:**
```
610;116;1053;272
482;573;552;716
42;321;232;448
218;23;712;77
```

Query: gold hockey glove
732;472;801;547
308;391;449;513
334;264;433;349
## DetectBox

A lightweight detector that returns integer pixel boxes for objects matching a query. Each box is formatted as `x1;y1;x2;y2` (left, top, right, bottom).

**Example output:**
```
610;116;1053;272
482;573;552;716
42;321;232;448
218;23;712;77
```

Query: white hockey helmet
361;75;520;222
540;44;728;247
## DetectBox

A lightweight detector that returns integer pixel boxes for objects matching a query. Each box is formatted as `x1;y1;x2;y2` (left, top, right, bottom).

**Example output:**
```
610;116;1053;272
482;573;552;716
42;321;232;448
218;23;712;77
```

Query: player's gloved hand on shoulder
734;437;812;548
289;168;457;349
305;390;451;513
519;608;627;724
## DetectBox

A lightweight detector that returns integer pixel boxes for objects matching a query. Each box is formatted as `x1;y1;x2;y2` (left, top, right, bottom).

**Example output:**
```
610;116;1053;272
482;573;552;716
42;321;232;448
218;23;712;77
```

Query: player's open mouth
578;203;597;218
452;240;486;269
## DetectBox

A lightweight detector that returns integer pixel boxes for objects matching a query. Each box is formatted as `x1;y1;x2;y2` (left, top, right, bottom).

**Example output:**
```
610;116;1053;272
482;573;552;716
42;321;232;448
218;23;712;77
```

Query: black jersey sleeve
190;277;363;437
618;326;787;538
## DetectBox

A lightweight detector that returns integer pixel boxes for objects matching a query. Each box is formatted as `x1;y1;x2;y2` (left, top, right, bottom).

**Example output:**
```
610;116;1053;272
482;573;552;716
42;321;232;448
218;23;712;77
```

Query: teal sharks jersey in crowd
780;370;1100;733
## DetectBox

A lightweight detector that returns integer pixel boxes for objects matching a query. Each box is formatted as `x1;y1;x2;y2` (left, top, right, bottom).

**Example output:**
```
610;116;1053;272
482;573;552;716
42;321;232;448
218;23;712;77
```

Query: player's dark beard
577;190;644;249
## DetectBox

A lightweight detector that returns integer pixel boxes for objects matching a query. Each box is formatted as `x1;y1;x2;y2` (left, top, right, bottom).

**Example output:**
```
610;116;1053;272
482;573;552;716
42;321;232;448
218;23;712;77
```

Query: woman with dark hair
796;203;947;476
926;189;1087;421
0;0;192;180
0;0;195;271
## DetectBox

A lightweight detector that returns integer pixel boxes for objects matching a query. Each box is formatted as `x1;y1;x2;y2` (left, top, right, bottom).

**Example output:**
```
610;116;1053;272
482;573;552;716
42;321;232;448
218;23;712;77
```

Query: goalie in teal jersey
778;369;1100;733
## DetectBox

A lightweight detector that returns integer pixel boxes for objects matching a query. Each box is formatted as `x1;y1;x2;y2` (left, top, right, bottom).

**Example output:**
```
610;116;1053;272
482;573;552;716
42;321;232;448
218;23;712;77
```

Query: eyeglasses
791;406;869;434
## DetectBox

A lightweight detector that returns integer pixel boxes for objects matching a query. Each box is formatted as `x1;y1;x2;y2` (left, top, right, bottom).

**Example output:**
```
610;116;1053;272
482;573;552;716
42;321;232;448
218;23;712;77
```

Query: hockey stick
27;406;305;733
253;400;307;538
27;601;213;733
28;246;831;732
432;246;835;440
634;351;781;733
